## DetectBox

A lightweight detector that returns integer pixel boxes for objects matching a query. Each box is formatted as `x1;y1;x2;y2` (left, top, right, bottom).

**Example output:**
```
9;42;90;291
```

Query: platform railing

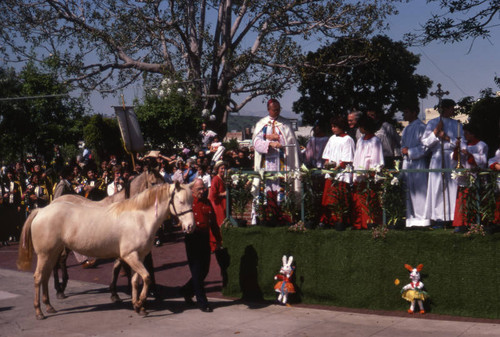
224;167;499;227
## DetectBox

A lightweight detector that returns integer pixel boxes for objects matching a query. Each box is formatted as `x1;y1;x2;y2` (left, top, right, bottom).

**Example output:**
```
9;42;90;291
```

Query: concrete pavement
1;267;500;337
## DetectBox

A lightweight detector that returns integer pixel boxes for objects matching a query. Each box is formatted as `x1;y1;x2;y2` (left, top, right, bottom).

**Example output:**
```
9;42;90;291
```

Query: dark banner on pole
113;106;145;153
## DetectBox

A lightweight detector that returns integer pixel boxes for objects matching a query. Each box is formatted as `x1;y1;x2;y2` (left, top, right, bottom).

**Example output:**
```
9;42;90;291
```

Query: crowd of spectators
1;105;500;244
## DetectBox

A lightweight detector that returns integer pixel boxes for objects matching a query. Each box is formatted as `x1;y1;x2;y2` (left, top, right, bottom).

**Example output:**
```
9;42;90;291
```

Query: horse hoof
110;295;122;303
56;292;67;299
138;307;148;316
46;307;57;314
36;314;45;320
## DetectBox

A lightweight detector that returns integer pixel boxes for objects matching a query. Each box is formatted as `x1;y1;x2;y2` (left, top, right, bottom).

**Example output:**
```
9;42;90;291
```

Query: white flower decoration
374;174;385;183
161;78;171;87
451;170;463;180
390;177;399;186
231;174;240;185
394;160;400;171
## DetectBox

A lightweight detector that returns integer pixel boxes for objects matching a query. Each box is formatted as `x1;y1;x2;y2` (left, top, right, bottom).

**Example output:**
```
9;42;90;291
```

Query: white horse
50;169;164;299
17;182;194;320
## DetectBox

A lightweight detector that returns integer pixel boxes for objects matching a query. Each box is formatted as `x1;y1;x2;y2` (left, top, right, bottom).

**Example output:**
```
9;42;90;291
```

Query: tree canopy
0;0;399;136
134;88;201;152
83;114;125;163
0;64;86;164
458;89;500;157
293;35;432;125
406;0;500;45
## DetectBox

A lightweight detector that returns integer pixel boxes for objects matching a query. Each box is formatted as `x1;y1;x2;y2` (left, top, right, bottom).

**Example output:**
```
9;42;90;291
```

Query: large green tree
293;35;432;124
0;64;86;164
83;114;125;163
458;89;500;157
0;0;399;137
134;88;201;152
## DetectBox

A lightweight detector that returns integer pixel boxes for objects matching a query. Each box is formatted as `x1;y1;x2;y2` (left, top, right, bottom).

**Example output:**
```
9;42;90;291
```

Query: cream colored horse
50;169;164;299
18;182;194;320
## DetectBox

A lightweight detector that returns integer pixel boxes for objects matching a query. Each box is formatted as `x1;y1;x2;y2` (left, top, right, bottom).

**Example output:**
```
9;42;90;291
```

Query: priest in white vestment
421;99;463;225
251;99;300;224
401;106;430;227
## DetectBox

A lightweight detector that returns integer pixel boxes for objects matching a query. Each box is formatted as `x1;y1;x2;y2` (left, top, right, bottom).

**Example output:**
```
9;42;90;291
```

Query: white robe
352;135;384;182
454;140;489;187
488;148;500;190
458;140;489;169
421;117;463;222
251;115;300;224
322;134;355;183
252;116;300;172
401;119;429;227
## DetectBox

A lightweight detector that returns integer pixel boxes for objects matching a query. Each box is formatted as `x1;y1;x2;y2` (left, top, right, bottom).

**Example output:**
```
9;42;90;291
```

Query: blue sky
269;1;500;118
90;1;499;118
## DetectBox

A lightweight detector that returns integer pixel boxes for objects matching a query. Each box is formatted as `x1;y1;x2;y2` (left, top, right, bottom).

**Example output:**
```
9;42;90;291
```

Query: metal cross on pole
429;83;450;224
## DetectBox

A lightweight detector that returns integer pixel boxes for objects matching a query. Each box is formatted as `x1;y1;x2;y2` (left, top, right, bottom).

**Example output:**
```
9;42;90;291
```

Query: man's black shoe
200;305;213;312
179;287;195;305
148;289;163;301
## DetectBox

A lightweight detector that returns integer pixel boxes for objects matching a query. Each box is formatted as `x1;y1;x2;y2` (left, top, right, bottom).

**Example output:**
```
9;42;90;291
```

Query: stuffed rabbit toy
274;255;296;305
401;264;429;314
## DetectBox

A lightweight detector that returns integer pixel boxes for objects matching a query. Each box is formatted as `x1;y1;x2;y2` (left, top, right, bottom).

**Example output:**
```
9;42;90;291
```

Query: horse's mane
108;183;172;215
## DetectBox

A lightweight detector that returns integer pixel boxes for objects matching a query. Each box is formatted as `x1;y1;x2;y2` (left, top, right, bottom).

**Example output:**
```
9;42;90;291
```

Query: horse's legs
122;253;150;316
130;272;140;310
53;260;62;297
34;254;57;319
34;257;45;319
110;259;123;302
60;249;69;293
53;248;69;299
124;262;132;291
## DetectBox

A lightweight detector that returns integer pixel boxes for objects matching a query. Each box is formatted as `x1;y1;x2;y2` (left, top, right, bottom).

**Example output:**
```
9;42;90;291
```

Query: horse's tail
17;208;38;271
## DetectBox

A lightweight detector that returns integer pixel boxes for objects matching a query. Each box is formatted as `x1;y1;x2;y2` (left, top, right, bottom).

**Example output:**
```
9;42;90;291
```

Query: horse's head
145;168;165;187
169;181;195;233
129;169;165;196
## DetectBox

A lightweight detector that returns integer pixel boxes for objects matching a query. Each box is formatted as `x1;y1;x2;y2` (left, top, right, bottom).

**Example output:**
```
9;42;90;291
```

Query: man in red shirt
180;178;222;312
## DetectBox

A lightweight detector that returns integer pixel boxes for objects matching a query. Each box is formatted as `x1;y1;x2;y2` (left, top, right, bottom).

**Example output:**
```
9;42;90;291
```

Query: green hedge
221;226;500;319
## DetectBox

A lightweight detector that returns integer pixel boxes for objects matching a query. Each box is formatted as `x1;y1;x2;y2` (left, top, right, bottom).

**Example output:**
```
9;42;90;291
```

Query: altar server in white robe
452;123;488;229
401;105;430;227
351;115;385;229
251;99;300;224
319;115;355;226
421;99;463;225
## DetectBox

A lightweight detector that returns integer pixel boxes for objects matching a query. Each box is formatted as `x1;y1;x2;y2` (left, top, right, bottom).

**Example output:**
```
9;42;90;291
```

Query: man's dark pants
182;231;211;307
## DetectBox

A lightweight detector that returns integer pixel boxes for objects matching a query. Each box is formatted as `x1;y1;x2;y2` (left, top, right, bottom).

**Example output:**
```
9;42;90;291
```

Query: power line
417;46;469;97
0;93;70;102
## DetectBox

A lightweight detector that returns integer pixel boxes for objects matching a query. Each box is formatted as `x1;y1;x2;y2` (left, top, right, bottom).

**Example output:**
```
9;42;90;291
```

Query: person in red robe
208;161;227;251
